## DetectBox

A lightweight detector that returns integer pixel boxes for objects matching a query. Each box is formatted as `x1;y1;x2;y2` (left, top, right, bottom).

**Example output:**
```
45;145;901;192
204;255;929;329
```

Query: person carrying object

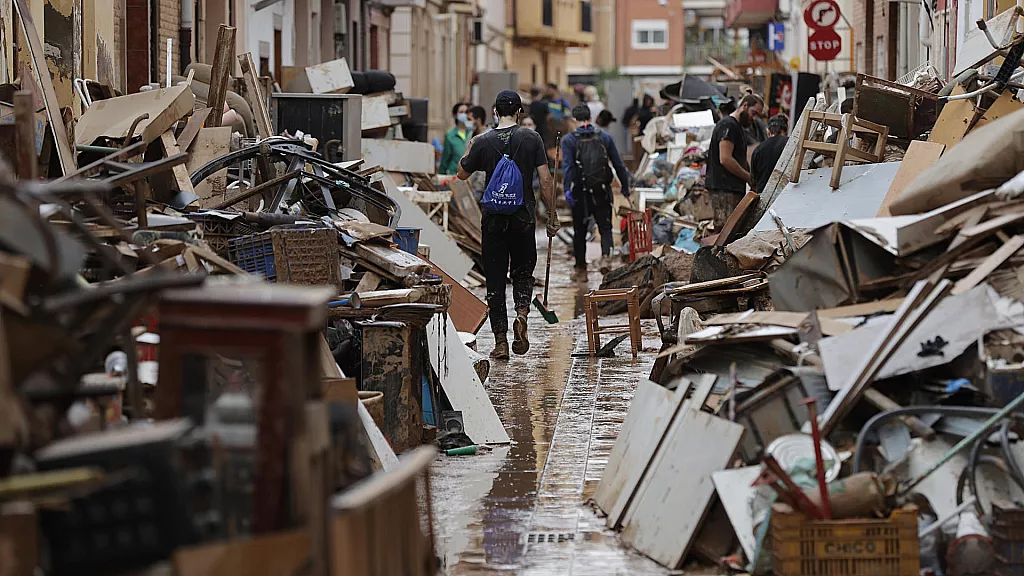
561;103;631;278
458;90;557;360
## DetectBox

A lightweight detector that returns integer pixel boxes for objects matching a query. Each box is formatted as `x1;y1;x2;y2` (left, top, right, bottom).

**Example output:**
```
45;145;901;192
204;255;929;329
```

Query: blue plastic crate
228;232;278;282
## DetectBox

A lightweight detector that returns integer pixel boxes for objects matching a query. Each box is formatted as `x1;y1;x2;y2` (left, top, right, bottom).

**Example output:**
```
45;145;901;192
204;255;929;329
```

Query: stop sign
808;27;842;61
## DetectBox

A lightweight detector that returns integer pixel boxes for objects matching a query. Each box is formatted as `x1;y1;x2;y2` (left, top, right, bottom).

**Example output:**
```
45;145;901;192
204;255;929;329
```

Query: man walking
750;113;789;194
706;94;762;228
439;102;471;175
561;103;631;278
458;91;557;359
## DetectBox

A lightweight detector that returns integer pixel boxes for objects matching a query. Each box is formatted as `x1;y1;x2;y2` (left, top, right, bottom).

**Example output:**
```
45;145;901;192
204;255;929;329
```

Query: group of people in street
444;84;790;361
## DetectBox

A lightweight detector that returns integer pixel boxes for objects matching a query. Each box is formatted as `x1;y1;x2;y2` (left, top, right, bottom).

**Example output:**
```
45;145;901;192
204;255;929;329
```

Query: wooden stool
790;110;889;189
627;210;653;262
584;286;642;358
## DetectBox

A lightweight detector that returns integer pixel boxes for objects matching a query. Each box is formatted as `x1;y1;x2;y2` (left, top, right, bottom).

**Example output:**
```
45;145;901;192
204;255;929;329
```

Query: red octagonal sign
808;27;842;61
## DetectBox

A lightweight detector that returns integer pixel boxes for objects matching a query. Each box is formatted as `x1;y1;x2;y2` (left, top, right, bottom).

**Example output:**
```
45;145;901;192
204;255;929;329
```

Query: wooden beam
176;108;213;152
13;0;75;175
14;91;36;179
238;52;273;138
953;235;1024;295
206;25;237;128
159;132;197;198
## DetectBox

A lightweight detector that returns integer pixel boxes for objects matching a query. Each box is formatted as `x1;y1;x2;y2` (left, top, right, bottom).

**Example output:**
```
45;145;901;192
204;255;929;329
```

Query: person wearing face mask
469;105;491;136
439;102;471;174
706;94;763;229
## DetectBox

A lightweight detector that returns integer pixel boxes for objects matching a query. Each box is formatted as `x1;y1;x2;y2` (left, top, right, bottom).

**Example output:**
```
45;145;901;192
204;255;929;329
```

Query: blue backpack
480;129;525;215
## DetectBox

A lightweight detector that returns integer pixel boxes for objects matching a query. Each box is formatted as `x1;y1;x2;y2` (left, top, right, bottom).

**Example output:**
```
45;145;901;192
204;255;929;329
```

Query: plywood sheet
361;94;392;130
928;85;975;149
594;380;687;529
877;141;945;217
186;127;232;206
753;162;901;232
362;139;435;175
712;466;761;562
622;407;745;568
75;84;196;146
427;314;510;445
381;173;473;281
424;257;487;334
305;58;354;94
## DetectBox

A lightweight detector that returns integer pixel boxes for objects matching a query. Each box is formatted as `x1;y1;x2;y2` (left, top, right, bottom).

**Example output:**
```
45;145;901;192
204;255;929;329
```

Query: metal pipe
919;496;977;538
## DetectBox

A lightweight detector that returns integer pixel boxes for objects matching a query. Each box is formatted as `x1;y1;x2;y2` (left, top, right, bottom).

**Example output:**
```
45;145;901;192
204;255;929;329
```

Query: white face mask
464;119;475;129
456;112;468;124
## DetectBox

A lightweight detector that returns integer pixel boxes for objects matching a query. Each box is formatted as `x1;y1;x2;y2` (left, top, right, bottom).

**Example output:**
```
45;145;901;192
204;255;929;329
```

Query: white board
427;314;511;444
623;408;744;568
712;466;761;562
594;380;687;529
754;162;901;232
361;95;391;130
380;174;473;282
361;139;436;175
305;57;355;94
358;400;399;471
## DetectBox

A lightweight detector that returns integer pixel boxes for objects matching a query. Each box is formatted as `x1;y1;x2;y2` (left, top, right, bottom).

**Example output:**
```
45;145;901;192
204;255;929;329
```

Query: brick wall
157;0;181;78
852;0;893;78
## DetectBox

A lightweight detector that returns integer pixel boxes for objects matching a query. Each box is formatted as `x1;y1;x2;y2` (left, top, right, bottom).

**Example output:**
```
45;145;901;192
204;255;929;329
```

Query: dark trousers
571;191;613;268
481;211;537;337
708;189;745;230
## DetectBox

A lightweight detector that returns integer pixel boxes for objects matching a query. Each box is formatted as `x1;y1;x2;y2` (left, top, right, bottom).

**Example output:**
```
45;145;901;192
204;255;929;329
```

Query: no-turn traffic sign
803;0;841;29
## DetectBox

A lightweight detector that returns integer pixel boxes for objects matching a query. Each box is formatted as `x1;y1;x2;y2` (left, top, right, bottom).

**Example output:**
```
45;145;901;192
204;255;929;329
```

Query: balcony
514;0;595;47
724;0;777;28
684;41;750;67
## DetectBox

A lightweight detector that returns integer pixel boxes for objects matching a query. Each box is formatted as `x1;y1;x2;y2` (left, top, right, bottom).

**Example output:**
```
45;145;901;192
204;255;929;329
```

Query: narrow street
430;233;680;575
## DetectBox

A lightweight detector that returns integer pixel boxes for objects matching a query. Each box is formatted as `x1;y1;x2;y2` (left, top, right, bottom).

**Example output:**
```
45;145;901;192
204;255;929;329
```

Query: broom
532;133;561;324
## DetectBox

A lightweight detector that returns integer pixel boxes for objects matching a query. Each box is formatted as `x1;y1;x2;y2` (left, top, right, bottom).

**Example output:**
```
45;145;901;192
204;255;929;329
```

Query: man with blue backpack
561;103;631;278
458;90;557;360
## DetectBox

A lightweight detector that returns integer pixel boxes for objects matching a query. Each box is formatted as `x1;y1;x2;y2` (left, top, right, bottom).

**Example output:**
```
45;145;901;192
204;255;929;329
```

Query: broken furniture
358;320;425;454
790;110;889;189
585;286;642;358
628;210;653;262
403;188;452;233
853;73;939;143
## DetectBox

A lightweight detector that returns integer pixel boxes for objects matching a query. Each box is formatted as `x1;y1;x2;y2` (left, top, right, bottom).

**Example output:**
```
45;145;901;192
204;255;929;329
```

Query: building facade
506;0;594;90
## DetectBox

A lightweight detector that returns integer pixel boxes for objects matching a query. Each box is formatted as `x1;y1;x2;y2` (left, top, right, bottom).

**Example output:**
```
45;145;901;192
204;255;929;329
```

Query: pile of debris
591;10;1024;575
0;14;502;575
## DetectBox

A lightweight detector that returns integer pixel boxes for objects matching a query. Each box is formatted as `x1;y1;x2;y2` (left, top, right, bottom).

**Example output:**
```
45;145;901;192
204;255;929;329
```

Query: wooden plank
426;314;510;444
238;52;273;138
354;271;382;293
595;380;688;528
622;402;745;568
13;0;74;175
816;298;904;318
186;127;232;204
173;528;310;575
14;91;35;179
176;107;213;152
928;85;975;149
705;310;852;336
877;141;946;217
713;190;757;246
76;85;196;146
160;132;196;197
206;25;237;128
952;234;1024;295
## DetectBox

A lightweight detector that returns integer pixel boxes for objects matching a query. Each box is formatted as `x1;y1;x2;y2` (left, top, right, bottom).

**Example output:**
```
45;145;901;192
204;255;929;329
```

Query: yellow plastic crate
771;503;920;576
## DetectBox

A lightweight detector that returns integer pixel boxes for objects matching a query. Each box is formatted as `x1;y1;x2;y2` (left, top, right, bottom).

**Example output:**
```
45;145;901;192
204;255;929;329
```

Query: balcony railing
684;41;749;67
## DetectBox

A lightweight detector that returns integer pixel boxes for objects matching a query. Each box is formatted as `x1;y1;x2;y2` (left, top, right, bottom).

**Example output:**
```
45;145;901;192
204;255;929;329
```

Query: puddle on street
430;234;684;575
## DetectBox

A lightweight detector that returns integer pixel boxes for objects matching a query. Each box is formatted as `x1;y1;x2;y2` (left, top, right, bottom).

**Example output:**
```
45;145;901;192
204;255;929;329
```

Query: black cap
572;103;592;121
495;90;523;111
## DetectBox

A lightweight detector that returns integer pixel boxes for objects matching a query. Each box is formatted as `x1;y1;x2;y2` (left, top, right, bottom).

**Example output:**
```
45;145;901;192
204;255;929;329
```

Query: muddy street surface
430;232;690;575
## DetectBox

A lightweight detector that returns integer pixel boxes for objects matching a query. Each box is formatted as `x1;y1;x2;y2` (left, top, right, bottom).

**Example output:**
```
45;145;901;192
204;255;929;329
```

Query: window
543;0;553;26
632;19;669;50
581;1;593;32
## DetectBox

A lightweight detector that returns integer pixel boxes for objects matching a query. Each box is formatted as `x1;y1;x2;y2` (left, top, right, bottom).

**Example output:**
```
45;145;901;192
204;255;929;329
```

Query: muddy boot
512;313;530;355
490;336;510;360
573;266;589;282
598;257;613;275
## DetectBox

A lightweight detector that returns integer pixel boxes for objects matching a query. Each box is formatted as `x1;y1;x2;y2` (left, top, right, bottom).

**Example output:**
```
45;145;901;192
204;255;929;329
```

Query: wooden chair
584;286;642;358
627;210;653;262
790;110;889;189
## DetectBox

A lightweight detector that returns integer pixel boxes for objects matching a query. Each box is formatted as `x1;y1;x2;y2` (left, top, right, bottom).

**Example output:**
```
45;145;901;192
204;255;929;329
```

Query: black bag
574;132;613;193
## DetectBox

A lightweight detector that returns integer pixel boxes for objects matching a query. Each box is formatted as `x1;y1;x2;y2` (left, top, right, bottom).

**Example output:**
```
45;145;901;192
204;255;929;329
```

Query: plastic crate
186;213;256;257
993;500;1024;575
771;503;920;576
227;226;339;286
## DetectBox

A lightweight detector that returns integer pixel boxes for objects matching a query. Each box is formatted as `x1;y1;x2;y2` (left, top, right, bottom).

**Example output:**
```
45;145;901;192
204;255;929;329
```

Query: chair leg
830;113;853;190
790;107;813;184
627;288;640;358
585;294;596;356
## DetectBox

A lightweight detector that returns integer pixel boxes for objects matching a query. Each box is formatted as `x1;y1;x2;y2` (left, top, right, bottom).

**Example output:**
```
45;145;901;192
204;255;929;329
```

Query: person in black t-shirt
706;93;763;228
458;90;556;360
750;114;789;194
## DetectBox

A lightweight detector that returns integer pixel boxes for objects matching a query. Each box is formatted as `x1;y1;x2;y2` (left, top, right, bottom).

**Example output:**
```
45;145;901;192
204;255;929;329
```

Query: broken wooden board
185;127;232;205
176;108;213;152
362;140;435;174
705;311;853;336
353;242;432;280
753;162;901;232
75;85;196;146
13;0;75;175
712;466;761;562
361;94;392;131
305;58;355;94
423;257;487;334
595;379;689;529
173;528;309;575
426;314;510;444
622;398;745;568
877;141;945;217
334;221;396;243
928;85;976;149
382;173;473;281
160;132;196;199
238;53;273;138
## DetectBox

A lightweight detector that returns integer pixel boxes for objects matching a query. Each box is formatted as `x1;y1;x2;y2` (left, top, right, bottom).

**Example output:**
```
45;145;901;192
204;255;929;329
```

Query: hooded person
560;103;631;278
